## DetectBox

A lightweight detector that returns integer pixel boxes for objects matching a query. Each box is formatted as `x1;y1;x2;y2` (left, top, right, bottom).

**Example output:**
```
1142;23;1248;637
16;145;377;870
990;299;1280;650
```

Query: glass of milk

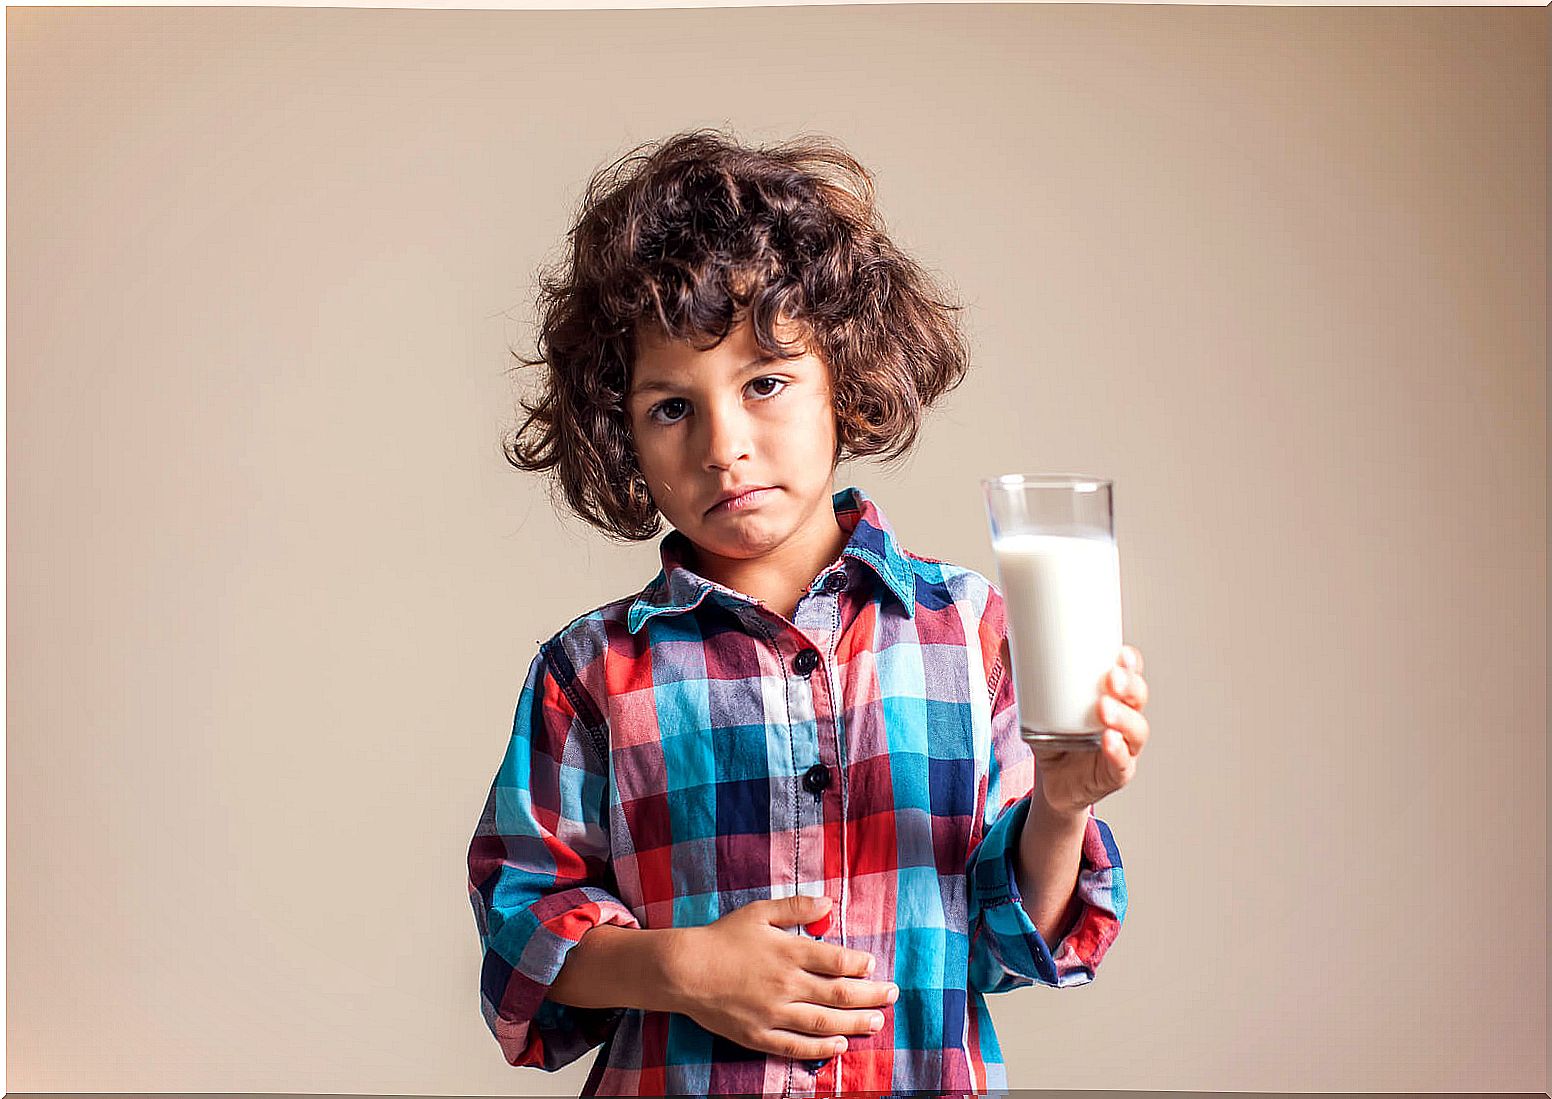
980;474;1123;750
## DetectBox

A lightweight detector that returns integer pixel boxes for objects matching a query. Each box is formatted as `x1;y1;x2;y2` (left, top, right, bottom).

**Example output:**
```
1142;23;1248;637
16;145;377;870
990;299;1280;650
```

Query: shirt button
802;762;831;794
822;572;848;594
793;648;820;676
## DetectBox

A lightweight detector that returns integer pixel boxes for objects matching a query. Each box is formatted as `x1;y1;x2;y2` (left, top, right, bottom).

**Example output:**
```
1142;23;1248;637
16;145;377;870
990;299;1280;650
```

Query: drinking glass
980;474;1124;749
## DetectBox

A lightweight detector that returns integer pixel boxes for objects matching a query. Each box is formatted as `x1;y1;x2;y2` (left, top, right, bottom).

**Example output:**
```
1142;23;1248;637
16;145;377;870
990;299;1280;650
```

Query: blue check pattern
467;485;1127;1095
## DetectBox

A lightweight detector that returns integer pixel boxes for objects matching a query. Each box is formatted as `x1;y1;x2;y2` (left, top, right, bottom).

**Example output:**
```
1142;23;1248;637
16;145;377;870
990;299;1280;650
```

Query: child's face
626;314;839;565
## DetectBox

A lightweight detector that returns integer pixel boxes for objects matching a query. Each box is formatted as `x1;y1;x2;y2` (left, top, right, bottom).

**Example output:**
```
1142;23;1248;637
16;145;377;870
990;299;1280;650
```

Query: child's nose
701;404;754;469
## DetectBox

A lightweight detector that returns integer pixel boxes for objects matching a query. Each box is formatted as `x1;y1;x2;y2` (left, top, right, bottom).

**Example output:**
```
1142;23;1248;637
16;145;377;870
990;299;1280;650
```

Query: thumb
768;893;831;926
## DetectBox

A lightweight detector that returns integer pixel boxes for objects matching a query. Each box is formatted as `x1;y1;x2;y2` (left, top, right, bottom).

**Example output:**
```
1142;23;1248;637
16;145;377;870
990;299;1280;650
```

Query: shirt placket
775;563;851;1097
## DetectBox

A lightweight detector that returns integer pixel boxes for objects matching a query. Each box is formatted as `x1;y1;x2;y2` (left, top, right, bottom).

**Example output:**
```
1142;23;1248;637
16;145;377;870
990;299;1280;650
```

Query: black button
793;648;820;676
822;572;848;594
802;763;831;794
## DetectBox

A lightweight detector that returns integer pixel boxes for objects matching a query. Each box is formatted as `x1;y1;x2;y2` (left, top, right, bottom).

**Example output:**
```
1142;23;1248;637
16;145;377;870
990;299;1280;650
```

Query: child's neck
686;505;850;623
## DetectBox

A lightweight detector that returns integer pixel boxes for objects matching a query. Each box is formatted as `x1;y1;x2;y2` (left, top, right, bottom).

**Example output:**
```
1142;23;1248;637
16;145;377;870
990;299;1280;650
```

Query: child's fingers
1120;645;1144;674
1102;729;1134;780
1105;664;1149;710
778;1000;887;1042
764;893;832;930
764;1028;850;1062
802;943;875;979
1098;695;1147;751
803;972;899;1010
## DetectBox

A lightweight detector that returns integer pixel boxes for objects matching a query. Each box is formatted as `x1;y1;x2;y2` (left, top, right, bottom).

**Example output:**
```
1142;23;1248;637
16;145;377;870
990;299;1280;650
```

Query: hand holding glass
981;475;1124;750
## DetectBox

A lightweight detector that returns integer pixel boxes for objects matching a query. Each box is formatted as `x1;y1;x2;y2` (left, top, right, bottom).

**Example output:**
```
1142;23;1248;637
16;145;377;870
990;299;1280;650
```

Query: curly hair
505;127;971;542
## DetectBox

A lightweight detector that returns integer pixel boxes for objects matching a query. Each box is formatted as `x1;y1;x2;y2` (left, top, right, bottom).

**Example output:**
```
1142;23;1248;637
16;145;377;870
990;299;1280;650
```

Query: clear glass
980;474;1123;750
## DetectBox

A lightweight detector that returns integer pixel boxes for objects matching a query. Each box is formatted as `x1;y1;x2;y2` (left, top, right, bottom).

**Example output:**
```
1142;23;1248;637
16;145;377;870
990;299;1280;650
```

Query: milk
991;532;1123;735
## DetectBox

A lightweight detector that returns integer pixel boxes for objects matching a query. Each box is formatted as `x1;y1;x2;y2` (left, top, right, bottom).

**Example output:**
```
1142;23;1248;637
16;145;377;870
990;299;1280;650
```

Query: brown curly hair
504;127;971;542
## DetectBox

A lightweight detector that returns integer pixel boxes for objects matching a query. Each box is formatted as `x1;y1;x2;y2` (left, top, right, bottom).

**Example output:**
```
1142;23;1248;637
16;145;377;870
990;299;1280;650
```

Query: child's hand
663;894;898;1061
1029;644;1151;816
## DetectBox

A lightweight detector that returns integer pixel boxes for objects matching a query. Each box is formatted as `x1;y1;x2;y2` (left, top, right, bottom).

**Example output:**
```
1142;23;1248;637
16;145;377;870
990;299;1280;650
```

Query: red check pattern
467;486;1127;1095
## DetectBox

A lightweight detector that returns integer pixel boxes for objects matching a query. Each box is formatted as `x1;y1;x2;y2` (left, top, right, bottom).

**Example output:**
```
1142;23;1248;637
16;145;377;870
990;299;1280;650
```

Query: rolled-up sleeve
466;643;640;1070
965;597;1128;994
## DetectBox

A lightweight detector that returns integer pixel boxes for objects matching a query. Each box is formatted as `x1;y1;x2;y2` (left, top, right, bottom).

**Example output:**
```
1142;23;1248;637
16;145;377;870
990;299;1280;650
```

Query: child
466;129;1148;1097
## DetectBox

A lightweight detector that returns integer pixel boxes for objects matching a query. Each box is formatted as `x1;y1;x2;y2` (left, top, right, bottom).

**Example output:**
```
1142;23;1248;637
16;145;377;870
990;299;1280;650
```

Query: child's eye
648;397;690;425
645;377;788;426
748;376;788;399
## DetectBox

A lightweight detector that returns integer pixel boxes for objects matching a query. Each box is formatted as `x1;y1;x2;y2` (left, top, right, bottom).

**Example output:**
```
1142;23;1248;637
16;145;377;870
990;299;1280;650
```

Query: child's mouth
709;486;777;514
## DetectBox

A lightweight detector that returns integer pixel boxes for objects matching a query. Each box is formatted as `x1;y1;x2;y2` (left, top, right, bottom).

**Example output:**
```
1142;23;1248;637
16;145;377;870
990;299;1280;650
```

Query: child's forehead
634;311;810;357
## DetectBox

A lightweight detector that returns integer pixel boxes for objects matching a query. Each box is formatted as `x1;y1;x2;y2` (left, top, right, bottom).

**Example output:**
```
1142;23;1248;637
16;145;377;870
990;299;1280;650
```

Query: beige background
7;4;1547;1094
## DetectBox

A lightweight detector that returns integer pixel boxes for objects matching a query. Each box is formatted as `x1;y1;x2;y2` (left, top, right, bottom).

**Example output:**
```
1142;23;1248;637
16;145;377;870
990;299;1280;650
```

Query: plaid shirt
467;485;1127;1096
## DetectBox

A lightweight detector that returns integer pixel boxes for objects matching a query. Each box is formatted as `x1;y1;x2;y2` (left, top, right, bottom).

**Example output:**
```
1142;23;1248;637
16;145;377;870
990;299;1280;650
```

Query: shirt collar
625;485;917;634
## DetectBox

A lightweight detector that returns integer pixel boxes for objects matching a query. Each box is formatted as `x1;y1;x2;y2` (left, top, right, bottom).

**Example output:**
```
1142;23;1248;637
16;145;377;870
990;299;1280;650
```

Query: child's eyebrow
629;354;781;397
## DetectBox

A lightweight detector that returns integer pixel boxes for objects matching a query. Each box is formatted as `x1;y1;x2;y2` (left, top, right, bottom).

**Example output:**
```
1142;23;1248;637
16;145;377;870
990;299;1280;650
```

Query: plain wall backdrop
6;3;1547;1094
